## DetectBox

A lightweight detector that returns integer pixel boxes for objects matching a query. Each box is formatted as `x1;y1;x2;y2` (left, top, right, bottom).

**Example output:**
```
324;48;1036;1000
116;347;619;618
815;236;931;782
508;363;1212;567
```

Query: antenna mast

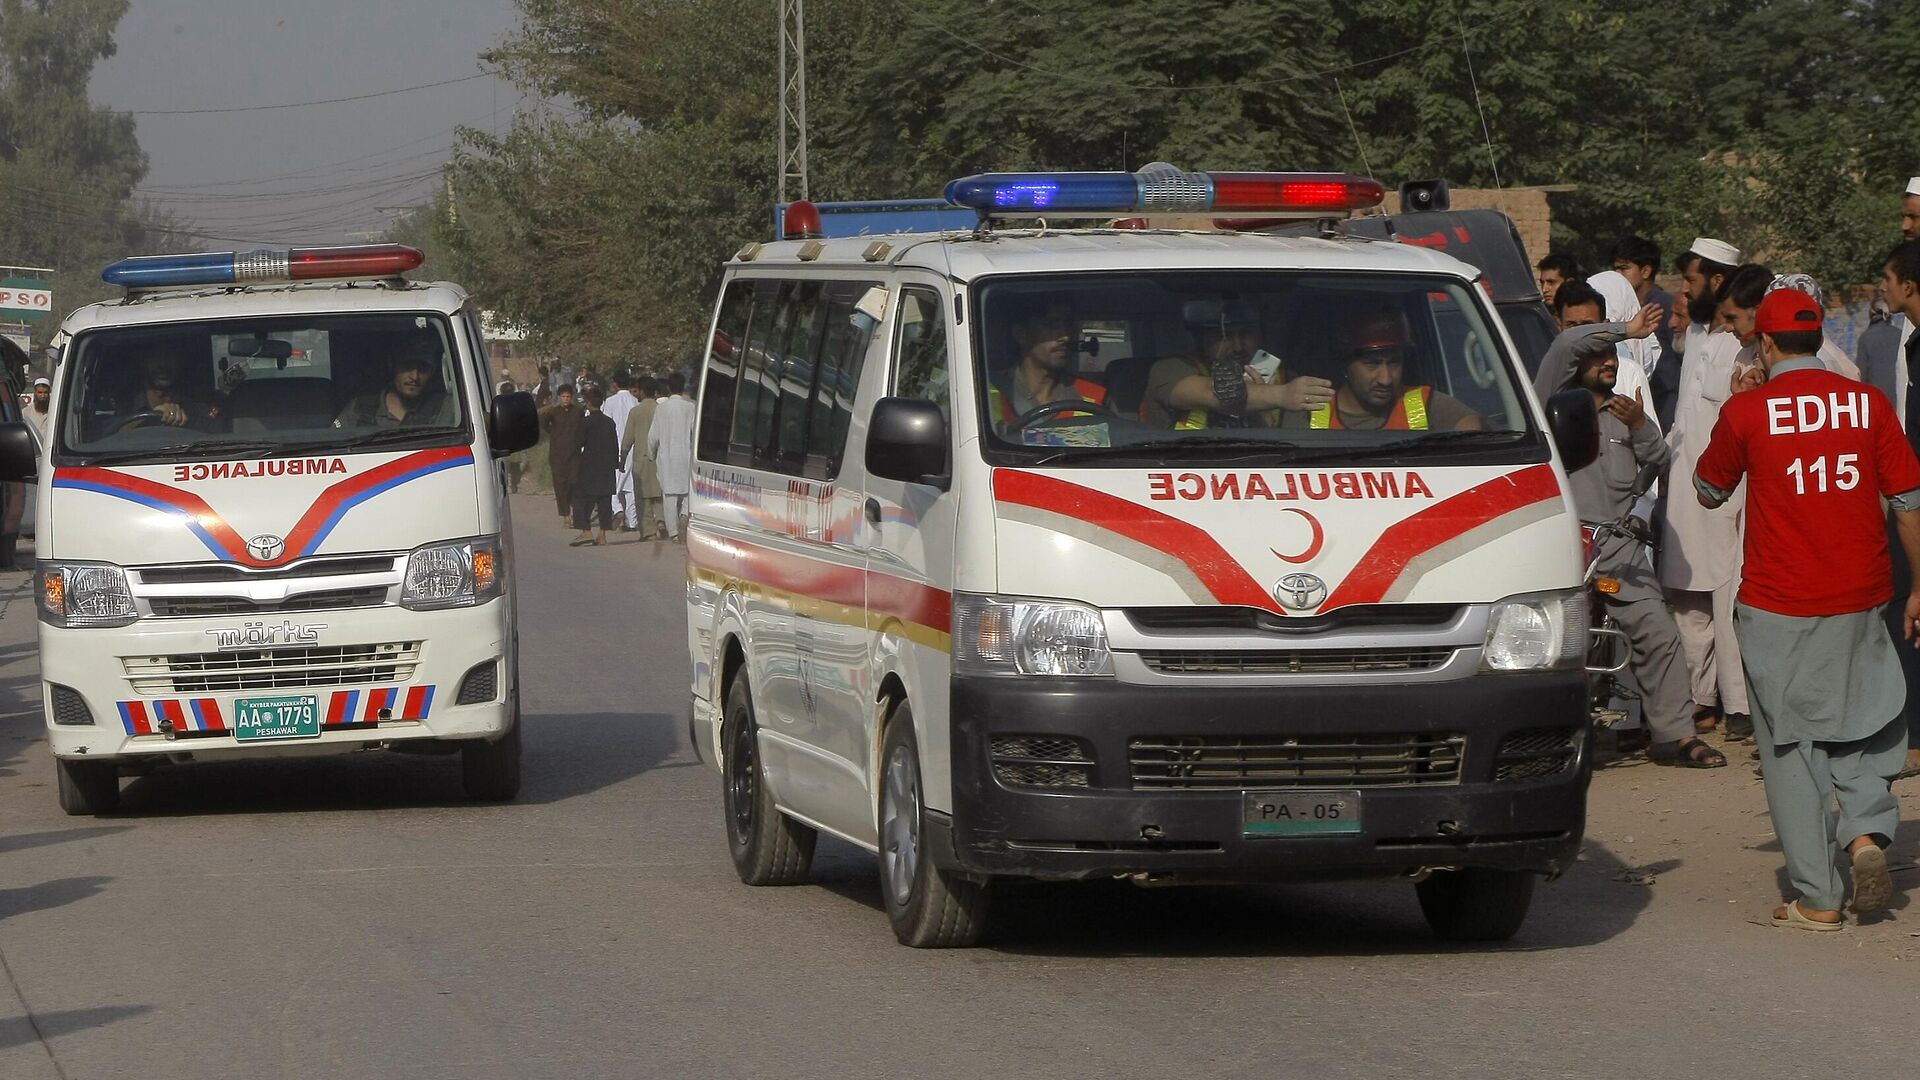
777;0;809;203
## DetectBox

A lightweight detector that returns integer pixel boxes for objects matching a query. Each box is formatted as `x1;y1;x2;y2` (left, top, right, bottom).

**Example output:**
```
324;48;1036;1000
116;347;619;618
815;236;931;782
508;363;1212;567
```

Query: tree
0;0;181;340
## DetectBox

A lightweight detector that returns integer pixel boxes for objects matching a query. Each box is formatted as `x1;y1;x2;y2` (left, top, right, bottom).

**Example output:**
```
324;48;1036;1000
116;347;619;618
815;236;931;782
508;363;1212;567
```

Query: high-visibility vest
1310;387;1431;430
989;376;1108;424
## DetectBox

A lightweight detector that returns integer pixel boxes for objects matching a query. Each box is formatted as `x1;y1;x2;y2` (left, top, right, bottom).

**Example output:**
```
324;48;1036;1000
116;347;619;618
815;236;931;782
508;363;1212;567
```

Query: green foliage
437;0;1915;361
0;0;184;342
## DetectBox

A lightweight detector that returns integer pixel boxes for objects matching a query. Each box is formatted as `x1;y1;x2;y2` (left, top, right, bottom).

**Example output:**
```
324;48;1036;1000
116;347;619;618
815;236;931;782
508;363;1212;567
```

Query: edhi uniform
1696;353;1920;913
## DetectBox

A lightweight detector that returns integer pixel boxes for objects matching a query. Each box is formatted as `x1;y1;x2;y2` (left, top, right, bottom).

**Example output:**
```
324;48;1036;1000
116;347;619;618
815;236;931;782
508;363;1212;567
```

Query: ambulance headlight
38;562;138;628
1482;589;1587;671
402;535;503;610
954;594;1114;677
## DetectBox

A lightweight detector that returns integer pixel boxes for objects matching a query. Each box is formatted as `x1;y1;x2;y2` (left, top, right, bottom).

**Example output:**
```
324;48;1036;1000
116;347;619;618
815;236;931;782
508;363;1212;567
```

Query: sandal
1651;737;1727;769
1692;704;1722;735
1723;712;1754;744
1851;845;1893;915
1770;901;1845;932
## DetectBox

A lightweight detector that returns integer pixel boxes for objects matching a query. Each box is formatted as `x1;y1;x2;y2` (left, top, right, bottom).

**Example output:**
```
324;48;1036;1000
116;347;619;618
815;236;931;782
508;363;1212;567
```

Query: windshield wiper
78;439;284;466
1278;428;1532;465
327;425;467;451
1028;436;1300;466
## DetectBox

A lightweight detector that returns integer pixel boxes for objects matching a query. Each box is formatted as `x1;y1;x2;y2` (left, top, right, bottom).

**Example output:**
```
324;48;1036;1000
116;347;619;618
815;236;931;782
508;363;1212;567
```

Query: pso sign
0;286;52;315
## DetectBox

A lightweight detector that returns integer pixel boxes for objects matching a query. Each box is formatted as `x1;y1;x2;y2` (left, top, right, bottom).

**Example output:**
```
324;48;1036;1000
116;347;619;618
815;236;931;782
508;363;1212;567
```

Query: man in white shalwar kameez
648;372;696;542
602;372;640;531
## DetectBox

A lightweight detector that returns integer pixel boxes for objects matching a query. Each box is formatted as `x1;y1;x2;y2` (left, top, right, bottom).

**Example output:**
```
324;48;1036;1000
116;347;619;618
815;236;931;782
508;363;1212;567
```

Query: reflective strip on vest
1309;388;1431;430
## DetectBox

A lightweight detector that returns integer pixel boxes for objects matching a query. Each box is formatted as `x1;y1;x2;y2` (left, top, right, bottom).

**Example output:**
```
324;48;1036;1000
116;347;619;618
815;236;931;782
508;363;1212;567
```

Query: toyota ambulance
683;169;1603;947
0;245;539;815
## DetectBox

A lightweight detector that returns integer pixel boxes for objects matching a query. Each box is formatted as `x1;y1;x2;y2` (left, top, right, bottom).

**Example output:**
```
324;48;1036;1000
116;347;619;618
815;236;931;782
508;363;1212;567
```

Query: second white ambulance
683;169;1603;946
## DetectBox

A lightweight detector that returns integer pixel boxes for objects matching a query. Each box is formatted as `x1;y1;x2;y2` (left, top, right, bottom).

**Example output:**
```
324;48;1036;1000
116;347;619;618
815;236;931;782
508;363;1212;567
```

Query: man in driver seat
987;296;1107;433
336;332;457;429
109;343;214;432
1289;304;1481;431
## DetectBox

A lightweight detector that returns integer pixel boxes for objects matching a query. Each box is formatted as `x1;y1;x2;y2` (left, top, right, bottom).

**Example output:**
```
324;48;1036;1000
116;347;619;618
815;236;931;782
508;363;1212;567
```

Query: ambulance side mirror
1545;388;1599;473
866;397;949;490
488;391;539;457
0;422;36;483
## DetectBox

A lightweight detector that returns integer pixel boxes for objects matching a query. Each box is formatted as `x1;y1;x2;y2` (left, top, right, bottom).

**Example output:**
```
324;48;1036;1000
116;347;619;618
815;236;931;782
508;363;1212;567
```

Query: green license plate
232;695;321;741
1243;790;1362;838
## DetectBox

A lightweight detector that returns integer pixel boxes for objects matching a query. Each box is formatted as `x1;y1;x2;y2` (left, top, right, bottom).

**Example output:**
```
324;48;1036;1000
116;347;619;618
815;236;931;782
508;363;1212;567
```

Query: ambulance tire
56;758;119;816
721;675;815;885
1415;868;1535;941
879;709;990;948
461;723;522;801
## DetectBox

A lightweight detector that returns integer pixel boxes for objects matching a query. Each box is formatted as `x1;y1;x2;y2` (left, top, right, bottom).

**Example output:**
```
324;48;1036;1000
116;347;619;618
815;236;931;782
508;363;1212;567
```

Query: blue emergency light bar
101;244;425;289
943;167;1385;218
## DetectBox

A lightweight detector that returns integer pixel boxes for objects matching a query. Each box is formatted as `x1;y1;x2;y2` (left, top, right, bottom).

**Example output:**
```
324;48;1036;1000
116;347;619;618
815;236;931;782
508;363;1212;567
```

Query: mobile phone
1247;350;1282;383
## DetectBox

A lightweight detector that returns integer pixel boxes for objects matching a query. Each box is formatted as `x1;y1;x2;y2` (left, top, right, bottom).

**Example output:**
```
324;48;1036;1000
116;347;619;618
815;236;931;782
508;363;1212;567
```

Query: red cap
1755;289;1823;335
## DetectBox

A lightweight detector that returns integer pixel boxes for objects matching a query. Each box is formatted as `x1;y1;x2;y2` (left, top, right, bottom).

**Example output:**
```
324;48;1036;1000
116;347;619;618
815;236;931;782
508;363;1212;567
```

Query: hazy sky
89;0;528;248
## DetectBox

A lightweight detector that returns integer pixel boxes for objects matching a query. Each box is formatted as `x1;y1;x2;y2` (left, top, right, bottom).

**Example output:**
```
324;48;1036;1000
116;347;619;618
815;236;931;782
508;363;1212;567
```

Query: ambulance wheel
461;723;522;801
56;758;120;816
879;708;990;948
721;675;815;885
1416;868;1535;941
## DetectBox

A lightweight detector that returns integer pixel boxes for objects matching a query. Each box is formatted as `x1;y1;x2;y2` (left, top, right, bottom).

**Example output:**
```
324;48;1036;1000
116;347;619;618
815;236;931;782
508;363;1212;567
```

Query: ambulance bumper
939;672;1589;882
39;601;513;762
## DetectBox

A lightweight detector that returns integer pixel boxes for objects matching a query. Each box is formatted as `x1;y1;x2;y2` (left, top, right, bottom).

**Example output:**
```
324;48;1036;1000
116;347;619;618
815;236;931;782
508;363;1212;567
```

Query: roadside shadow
811;838;1659;957
0;1005;152;1051
0;876;111;921
0;826;130;855
110;710;688;816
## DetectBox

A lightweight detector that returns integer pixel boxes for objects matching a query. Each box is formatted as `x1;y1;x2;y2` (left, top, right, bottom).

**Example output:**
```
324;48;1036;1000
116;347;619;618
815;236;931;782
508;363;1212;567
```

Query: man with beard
1535;306;1725;769
337;333;456;428
113;344;212;433
1284;303;1480;431
987;297;1111;435
1669;238;1741;369
1143;299;1332;430
25;377;51;441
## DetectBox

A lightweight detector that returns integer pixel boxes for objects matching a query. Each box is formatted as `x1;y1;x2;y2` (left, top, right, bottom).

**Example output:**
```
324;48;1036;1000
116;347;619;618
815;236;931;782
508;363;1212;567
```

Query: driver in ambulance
1285;303;1482;431
111;343;214;432
986;296;1108;434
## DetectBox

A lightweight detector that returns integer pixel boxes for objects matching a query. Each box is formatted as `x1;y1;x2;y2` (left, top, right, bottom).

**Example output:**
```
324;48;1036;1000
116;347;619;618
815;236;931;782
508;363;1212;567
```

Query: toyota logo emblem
1274;572;1328;611
246;534;286;561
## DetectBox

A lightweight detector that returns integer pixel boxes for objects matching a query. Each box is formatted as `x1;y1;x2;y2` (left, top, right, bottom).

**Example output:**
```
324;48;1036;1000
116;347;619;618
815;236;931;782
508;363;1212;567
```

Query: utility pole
777;0;808;203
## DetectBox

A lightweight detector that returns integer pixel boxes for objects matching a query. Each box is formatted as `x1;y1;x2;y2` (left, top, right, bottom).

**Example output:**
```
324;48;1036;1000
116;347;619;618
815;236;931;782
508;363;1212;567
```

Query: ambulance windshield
975;271;1542;466
54;313;470;464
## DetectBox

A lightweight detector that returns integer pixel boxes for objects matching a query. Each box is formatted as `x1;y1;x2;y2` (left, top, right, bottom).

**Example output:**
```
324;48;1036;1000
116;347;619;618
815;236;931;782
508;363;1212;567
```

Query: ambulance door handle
864;498;882;526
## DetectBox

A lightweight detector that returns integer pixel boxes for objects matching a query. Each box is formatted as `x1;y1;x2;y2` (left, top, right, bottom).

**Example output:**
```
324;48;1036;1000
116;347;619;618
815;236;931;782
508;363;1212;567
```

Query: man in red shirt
1695;288;1920;930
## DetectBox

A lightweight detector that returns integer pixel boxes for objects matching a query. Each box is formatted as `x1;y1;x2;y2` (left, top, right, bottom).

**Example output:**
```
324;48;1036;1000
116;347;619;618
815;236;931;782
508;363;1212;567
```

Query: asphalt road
1;494;1915;1080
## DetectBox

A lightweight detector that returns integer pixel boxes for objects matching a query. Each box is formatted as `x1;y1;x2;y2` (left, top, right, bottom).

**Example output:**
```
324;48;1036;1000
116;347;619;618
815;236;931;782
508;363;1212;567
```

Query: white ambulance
683;169;1604;947
0;245;538;814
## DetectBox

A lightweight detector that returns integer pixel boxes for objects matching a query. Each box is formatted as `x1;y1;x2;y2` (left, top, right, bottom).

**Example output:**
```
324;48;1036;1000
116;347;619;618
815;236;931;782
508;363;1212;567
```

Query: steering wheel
113;410;166;433
1008;397;1115;432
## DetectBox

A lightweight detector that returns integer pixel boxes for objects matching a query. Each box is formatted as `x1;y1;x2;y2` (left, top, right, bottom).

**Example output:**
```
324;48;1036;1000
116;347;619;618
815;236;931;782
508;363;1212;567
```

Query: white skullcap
1687;236;1742;266
1907;176;1920;196
31;377;49;388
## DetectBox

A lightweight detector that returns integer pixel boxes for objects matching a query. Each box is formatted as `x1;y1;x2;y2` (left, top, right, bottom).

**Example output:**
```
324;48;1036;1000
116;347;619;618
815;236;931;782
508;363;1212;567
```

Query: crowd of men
1530;176;1920;929
532;368;694;547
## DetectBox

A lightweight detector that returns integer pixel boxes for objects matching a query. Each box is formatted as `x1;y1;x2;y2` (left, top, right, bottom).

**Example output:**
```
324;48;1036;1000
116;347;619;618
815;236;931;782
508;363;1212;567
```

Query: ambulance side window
697;279;754;463
804;282;879;480
768;281;825;471
893;286;949;422
727;281;782;458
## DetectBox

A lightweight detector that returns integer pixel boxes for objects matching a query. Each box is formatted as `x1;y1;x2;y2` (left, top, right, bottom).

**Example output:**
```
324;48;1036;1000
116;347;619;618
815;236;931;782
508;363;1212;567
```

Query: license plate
232;695;321;741
1243;790;1361;838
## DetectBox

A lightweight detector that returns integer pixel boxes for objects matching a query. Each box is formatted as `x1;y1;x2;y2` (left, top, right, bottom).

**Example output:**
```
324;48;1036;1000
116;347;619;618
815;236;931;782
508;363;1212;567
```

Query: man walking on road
541;384;585;526
603;371;640;531
1695;287;1920;929
621;377;665;540
648;372;695;542
1880;239;1920;783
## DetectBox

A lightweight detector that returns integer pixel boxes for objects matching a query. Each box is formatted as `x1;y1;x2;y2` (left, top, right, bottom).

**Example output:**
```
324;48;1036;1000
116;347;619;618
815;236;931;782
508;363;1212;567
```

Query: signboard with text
0;277;52;323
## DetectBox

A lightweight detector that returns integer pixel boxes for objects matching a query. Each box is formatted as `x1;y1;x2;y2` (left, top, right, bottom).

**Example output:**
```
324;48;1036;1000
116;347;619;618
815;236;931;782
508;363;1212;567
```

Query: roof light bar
943;167;1384;219
101;244;425;289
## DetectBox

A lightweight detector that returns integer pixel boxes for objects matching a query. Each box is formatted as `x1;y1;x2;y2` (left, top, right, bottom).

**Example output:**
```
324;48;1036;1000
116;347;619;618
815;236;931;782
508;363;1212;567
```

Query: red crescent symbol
1270;508;1325;564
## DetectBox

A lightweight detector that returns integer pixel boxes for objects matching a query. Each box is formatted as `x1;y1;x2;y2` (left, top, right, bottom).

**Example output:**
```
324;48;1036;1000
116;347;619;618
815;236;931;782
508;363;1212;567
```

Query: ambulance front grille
148;586;391;618
1130;733;1466;789
123;642;420;694
1139;647;1454;675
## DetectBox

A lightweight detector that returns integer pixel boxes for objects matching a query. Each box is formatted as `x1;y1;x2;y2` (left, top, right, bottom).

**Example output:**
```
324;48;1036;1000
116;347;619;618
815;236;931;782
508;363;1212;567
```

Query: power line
126;71;493;116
